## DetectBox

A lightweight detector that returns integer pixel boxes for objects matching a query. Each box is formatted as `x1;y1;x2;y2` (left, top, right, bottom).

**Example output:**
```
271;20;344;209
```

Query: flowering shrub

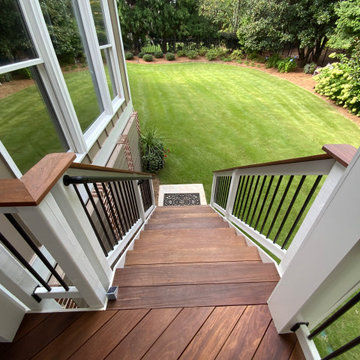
176;49;187;57
186;50;198;59
304;63;317;74
277;57;297;73
198;46;208;56
315;62;360;116
206;49;218;61
230;49;244;61
265;54;282;68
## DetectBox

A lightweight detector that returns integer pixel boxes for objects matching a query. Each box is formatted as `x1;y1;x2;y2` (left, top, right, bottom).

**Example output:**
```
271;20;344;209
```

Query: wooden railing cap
0;153;76;207
322;144;357;168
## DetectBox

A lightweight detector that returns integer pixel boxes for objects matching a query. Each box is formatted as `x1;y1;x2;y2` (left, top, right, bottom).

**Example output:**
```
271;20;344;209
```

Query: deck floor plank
142;307;214;360
32;311;116;360
106;308;181;360
253;321;297;360
179;306;246;360
216;305;272;360
69;309;149;360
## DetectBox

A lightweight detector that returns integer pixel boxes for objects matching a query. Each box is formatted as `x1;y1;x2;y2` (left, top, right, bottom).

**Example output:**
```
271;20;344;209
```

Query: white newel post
210;174;217;206
225;170;240;220
18;193;108;309
268;148;360;335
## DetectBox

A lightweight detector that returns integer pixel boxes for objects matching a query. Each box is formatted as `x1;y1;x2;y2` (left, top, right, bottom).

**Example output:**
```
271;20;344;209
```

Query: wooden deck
0;206;305;359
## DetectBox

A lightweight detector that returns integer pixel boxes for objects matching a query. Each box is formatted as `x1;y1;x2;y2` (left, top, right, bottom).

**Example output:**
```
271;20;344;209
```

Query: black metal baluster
240;176;254;220
219;177;226;208
267;176;294;240
273;175;306;245
127;180;140;220
122;181;136;224
108;182;127;238
0;232;52;291
232;176;244;216
84;183;114;250
102;183;123;241
282;175;323;249
116;181;132;230
237;176;250;218
245;175;260;224
4;214;69;290
72;185;108;256
214;177;220;204
260;176;283;234
112;182;130;232
250;176;267;227
93;183;118;243
321;336;360;360
254;176;274;230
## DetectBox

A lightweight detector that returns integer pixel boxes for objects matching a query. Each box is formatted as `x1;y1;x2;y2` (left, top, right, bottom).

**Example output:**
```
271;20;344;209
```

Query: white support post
18;193;107;309
210;174;217;206
50;182;112;290
225;170;240;220
133;180;145;222
268;148;360;333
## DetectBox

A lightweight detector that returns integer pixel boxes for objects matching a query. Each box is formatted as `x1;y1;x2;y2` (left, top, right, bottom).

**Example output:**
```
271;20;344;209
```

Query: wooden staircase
108;205;280;310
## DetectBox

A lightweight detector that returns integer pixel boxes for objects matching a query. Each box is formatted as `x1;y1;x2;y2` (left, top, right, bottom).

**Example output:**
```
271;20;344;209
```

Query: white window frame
0;0;127;170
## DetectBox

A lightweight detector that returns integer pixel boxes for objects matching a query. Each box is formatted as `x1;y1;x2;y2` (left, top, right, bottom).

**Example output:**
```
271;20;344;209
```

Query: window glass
0;67;67;173
0;0;38;66
90;0;109;46
101;49;118;99
41;0;103;133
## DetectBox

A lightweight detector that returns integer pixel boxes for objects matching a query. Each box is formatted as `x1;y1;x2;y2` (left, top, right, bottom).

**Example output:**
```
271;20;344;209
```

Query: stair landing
1;206;305;360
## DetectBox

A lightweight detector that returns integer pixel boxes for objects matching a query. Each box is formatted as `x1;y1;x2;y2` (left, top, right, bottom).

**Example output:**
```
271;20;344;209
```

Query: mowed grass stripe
128;62;360;200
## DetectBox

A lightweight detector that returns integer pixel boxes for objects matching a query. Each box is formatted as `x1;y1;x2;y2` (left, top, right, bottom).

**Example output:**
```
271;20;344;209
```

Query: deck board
113;262;279;287
107;282;277;309
179;306;246;360
0;205;305;360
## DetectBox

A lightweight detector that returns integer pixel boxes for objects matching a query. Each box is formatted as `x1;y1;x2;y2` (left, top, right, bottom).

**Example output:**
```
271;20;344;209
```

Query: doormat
163;193;200;206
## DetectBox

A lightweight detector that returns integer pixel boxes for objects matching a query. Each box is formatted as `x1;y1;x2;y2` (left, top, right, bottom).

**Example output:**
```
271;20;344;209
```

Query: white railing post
268;148;360;334
133;180;145;222
225;170;239;220
18;193;108;309
149;179;156;209
210;174;217;206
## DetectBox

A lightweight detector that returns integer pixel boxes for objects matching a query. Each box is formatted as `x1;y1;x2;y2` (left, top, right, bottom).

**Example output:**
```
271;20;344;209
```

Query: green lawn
127;62;360;201
127;62;360;360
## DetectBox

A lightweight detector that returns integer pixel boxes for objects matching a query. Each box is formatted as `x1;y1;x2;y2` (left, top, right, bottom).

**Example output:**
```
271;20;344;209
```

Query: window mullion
17;0;87;154
76;0;113;115
100;0;125;101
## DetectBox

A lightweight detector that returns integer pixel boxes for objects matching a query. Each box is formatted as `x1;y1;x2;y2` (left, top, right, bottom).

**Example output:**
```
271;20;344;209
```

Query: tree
40;0;83;64
328;0;360;50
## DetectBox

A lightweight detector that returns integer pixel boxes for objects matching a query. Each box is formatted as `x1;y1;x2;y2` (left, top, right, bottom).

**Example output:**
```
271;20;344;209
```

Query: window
0;0;126;173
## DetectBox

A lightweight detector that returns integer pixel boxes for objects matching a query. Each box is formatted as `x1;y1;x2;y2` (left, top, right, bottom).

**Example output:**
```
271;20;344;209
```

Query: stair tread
150;212;220;220
107;282;276;309
146;218;228;230
154;206;212;213
125;247;261;265
140;228;237;238
134;235;246;250
113;262;279;287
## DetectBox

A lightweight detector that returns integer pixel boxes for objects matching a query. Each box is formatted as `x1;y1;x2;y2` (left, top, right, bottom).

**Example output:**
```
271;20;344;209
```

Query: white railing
0;153;155;325
211;144;360;359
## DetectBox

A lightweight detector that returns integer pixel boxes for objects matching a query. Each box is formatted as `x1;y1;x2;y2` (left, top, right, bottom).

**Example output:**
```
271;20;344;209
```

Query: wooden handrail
322;144;357;168
0;153;76;207
69;162;155;177
0;153;154;207
213;144;357;174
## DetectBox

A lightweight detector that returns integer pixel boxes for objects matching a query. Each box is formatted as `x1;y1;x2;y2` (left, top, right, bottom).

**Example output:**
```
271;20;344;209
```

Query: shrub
247;52;258;61
266;54;282;68
138;51;145;58
315;62;360;116
230;49;244;61
255;55;266;63
198;46;208;56
304;63;317;74
140;128;168;172
0;73;12;82
206;49;218;61
277;57;297;73
13;68;32;79
154;51;163;58
176;49;187;57
125;52;134;60
221;57;231;62
214;46;228;58
186;50;198;59
143;54;153;62
165;52;175;61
